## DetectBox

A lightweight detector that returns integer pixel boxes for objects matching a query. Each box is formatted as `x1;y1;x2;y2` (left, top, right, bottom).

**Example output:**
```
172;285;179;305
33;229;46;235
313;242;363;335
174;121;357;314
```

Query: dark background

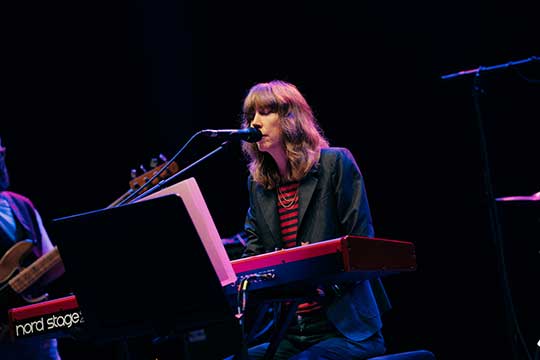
3;0;539;359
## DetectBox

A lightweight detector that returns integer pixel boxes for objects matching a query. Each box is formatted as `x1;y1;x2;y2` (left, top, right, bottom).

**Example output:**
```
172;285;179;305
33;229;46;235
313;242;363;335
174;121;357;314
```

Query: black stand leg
262;300;299;360
472;74;524;360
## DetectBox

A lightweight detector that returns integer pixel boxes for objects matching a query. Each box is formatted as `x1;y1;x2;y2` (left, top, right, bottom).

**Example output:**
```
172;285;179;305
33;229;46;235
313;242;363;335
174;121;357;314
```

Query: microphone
201;128;262;143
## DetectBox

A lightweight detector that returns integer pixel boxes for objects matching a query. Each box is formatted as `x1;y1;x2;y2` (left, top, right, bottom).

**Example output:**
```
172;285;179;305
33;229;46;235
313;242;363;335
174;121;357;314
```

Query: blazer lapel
256;186;282;247
254;160;321;248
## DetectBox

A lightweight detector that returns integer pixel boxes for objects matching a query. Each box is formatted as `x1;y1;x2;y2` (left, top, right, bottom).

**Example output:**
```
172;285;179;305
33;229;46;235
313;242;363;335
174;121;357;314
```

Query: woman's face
250;109;283;156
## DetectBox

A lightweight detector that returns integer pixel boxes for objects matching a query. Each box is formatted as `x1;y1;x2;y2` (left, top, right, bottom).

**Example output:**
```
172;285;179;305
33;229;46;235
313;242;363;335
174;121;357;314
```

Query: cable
512;67;540;84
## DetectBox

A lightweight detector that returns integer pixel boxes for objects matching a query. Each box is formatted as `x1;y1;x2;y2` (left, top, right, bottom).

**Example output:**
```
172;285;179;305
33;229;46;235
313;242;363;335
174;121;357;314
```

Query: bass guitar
0;240;62;302
108;156;180;208
0;240;63;340
1;156;179;308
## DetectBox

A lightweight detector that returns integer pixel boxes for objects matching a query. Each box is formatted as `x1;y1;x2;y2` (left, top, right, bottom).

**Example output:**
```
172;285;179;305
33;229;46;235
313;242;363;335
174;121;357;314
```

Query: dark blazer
243;147;391;341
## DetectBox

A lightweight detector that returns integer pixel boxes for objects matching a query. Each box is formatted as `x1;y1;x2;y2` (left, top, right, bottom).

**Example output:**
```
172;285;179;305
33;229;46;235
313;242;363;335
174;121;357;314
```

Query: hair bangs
243;83;290;122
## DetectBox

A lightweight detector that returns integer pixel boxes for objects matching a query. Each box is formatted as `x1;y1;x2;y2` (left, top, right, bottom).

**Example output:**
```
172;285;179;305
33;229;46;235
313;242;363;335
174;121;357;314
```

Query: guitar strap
0;225;12;256
0;194;16;255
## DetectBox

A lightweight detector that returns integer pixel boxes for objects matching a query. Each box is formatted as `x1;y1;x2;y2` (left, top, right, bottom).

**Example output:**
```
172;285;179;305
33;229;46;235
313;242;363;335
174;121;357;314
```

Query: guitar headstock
128;155;180;191
108;154;180;208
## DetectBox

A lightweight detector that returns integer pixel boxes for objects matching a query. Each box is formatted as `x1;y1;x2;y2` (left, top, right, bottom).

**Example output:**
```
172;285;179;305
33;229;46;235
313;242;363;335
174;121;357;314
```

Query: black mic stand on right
441;56;539;360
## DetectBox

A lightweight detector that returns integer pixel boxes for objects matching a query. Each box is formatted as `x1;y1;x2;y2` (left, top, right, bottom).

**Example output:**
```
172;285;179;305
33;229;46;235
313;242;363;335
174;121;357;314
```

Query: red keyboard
8;294;82;340
225;235;416;295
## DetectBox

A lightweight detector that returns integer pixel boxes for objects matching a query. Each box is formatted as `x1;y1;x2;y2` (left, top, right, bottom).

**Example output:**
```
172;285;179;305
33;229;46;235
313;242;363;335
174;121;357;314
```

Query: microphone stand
114;128;260;207
440;56;539;80
112;130;205;207
441;56;539;360
130;141;232;203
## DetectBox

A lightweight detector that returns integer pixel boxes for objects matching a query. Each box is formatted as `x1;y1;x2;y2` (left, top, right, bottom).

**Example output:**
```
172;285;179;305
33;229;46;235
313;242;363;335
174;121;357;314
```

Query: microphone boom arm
130;141;231;202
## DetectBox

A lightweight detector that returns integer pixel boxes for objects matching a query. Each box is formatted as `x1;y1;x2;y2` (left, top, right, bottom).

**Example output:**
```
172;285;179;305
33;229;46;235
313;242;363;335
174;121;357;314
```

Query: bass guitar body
0;240;48;341
0;240;51;305
0;240;34;283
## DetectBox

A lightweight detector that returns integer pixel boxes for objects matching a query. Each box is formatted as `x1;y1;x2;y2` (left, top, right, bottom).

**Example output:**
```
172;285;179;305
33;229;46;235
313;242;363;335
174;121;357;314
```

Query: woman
238;80;391;359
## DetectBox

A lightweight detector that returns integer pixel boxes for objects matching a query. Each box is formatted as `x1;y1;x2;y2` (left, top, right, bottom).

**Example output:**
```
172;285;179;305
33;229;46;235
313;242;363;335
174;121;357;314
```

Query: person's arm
331;149;389;308
34;209;54;256
32;209;65;284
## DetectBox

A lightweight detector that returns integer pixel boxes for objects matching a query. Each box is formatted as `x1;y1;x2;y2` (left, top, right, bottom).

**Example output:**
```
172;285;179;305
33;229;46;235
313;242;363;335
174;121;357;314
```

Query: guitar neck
107;189;135;208
8;247;63;294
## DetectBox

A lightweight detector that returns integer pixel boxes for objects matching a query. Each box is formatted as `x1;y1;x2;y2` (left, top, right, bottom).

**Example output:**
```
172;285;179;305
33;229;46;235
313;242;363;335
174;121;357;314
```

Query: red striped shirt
277;182;322;315
277;182;299;249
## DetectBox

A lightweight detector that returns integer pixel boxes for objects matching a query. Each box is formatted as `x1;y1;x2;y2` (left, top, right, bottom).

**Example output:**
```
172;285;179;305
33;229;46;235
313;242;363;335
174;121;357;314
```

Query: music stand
48;194;241;358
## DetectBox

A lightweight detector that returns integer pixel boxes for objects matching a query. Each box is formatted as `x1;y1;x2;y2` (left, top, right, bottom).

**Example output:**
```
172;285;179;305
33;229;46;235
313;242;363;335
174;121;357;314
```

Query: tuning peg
150;158;158;169
130;169;137;179
139;165;148;173
159;153;168;162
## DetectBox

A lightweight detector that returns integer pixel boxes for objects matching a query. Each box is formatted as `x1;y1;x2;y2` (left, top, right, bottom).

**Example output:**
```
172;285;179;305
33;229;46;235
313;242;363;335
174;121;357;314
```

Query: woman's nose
251;115;262;128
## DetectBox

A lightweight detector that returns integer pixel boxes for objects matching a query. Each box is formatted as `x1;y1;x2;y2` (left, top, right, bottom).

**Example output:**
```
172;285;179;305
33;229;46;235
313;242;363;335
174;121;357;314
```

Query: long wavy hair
241;80;329;189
